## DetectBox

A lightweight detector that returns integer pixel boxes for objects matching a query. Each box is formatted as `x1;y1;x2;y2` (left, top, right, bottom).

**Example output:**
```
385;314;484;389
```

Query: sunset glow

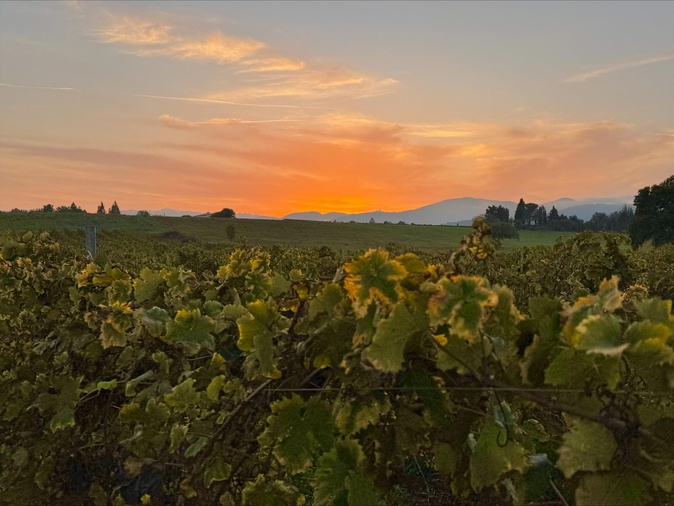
1;1;672;216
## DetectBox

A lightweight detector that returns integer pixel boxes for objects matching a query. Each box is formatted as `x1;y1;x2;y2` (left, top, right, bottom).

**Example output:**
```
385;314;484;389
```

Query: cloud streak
566;51;674;83
0;83;80;92
88;10;396;102
132;93;330;109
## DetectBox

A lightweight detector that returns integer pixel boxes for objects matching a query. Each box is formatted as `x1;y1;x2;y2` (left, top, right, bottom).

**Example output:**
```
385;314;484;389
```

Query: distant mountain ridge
283;196;633;225
122;196;633;225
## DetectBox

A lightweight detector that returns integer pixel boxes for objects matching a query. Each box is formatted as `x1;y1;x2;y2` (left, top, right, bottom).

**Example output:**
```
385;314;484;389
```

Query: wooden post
85;226;96;258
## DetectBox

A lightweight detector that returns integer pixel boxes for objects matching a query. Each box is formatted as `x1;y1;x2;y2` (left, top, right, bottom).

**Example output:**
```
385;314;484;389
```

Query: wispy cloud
159;114;300;129
87;9;396;102
132;93;330;109
0;83;80;92
566;51;674;83
96;16;172;45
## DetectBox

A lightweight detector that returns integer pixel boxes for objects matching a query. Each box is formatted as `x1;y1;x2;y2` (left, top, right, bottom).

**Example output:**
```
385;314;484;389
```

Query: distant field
0;212;167;234
0;212;575;252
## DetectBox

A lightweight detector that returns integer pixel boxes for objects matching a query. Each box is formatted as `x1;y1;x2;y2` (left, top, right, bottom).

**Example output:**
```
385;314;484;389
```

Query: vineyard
1;221;673;505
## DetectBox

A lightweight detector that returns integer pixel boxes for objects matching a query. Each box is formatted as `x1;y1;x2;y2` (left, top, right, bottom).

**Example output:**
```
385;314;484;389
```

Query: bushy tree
212;208;236;218
630;175;674;246
108;201;121;215
97;202;106;214
489;221;519;239
136;210;150;217
42;204;54;213
56;202;85;213
484;205;509;224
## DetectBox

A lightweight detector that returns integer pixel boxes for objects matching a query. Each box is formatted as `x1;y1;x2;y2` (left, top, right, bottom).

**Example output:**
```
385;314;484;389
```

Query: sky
0;1;672;217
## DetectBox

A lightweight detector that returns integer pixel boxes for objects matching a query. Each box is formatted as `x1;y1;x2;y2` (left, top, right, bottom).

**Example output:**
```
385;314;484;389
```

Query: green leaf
165;378;202;416
237;300;287;379
575;472;650;506
125;370;154;397
207;375;227;401
574;314;627;356
203;300;224;318
100;318;130;348
435;334;483;375
626;321;674;366
428;276;497;342
258;395;334;474
166;309;215;355
137;306;170;338
343;249;407;317
134;267;164;303
242;475;302;506
204;458;232;488
312;439;366;506
96;379;118;391
334;394;391;437
469;420;529;491
185;436;209;458
635;297;673;325
49;407;75;432
169;424;188;453
361;301;426;372
556;417;617;479
544;348;593;387
304;283;346;325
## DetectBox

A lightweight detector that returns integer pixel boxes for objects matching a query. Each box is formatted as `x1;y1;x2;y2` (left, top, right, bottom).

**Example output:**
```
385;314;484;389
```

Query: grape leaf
334;394;391;437
49;407;75;432
204;458;231;488
575;472;650;506
556;417;617;479
164;378;202;416
134;267;164;303
343;249;407;317
258;395;334;474
634;297;673;325
428;276;497;342
185;436;208;458
237;300;287;379
137;307;170;338
312;439;367;506
361;301;426;372
573;314;627;356
165;309;215;355
469;420;529;491
242;475;302;506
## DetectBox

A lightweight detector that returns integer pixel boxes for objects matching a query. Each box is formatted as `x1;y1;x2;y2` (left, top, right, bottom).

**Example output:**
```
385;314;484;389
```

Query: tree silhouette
212;208;236;218
630;175;674;246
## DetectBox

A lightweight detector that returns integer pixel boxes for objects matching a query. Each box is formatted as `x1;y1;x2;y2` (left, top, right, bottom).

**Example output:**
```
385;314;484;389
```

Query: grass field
0;212;575;252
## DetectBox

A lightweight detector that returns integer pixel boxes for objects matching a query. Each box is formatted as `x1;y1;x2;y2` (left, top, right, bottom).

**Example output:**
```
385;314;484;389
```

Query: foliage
212;208;236;219
97;202;107;214
56;202;86;213
484;205;510;224
489;222;519;240
0;223;673;505
109;201;121;215
630;175;674;246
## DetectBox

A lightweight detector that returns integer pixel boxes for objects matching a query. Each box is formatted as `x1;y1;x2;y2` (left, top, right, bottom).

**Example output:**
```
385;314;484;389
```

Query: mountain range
123;196;634;225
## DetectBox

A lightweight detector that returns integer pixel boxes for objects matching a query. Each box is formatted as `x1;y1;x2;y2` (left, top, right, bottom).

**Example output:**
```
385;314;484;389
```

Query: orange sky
1;2;673;216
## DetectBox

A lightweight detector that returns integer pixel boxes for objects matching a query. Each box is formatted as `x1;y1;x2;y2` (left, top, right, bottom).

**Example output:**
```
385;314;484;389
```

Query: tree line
9;201;122;215
484;175;673;245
